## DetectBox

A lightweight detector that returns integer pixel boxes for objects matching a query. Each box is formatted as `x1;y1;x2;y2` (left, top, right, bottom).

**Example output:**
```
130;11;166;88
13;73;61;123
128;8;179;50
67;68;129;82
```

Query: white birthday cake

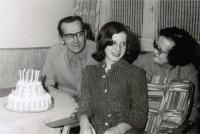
6;69;53;113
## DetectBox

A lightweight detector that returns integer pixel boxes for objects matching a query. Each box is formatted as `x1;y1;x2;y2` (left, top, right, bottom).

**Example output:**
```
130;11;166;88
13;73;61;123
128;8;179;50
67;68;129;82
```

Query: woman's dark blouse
79;59;148;134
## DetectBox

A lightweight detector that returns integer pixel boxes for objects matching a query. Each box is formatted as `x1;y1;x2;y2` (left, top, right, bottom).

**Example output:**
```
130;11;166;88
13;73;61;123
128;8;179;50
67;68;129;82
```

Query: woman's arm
127;67;149;131
111;67;148;133
104;123;132;134
187;64;200;123
78;67;94;133
172;64;200;133
80;115;96;134
78;67;93;118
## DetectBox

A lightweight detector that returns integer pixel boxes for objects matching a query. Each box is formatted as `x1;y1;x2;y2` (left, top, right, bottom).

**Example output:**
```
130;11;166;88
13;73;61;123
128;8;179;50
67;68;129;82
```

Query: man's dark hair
57;16;85;36
160;27;196;66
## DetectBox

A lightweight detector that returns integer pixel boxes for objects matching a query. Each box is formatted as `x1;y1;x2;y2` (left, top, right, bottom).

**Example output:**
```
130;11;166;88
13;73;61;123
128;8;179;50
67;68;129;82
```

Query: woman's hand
104;123;132;134
79;115;96;134
170;120;194;134
80;122;96;134
104;126;121;134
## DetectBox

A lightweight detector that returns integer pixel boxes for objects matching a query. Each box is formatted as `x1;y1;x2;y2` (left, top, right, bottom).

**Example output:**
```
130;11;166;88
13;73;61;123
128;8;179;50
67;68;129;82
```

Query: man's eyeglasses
62;30;85;40
153;40;168;55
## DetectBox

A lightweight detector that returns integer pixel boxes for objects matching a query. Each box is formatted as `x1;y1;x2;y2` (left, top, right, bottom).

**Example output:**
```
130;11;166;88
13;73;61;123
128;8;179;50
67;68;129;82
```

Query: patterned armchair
144;74;194;133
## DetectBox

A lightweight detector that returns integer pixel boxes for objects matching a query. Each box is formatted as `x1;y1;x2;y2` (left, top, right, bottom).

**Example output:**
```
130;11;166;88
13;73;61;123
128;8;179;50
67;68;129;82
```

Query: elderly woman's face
153;36;175;66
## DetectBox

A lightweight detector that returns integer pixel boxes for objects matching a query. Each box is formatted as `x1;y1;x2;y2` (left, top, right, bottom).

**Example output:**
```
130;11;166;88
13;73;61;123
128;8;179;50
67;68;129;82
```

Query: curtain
97;0;112;34
140;0;159;51
73;0;112;40
73;0;200;51
159;0;200;42
111;0;200;51
110;0;158;51
111;0;143;38
111;0;143;50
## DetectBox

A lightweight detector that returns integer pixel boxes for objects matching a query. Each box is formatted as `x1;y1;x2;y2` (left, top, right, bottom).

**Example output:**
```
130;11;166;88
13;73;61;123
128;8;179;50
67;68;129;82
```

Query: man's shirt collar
65;42;88;66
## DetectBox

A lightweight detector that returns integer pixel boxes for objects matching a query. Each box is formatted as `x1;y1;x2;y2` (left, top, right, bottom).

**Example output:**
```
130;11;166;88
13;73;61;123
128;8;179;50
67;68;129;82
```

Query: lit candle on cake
22;68;25;82
30;69;33;82
34;70;37;81
19;69;22;81
37;70;40;81
24;68;26;82
36;70;39;81
26;69;29;82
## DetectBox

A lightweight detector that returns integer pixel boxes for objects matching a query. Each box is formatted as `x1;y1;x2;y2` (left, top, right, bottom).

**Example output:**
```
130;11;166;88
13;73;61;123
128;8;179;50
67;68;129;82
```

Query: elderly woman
133;27;199;133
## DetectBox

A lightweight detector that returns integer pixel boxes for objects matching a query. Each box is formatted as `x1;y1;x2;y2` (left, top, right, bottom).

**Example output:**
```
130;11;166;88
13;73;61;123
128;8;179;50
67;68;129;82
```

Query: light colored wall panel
0;48;49;88
0;0;73;48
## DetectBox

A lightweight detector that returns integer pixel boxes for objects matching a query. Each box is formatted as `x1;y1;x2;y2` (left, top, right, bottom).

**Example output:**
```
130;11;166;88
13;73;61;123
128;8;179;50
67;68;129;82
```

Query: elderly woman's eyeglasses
153;40;168;55
62;30;85;40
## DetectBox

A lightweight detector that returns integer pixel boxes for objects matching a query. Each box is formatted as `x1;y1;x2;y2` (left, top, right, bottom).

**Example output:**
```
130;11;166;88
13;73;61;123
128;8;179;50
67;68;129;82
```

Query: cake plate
4;103;54;114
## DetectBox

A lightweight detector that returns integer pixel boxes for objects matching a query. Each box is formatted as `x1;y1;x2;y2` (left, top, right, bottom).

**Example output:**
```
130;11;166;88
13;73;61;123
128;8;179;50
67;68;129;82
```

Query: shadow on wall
129;31;141;64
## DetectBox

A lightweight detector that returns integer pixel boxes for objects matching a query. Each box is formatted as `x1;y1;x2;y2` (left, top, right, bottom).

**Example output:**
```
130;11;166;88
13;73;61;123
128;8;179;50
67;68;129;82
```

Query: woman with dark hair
133;27;199;133
92;22;132;63
79;22;148;134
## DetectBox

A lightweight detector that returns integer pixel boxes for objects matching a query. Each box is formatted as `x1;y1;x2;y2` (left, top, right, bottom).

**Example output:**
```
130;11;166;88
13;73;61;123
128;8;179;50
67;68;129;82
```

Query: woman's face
105;32;127;65
153;36;175;66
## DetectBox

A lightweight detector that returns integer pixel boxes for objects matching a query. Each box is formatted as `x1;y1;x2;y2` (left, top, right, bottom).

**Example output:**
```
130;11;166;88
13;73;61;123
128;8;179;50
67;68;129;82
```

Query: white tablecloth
0;92;77;134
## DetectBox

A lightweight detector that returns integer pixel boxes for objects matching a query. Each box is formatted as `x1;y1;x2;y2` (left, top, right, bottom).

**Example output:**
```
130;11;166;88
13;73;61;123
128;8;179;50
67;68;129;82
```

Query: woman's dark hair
160;27;196;66
57;16;84;36
92;21;132;62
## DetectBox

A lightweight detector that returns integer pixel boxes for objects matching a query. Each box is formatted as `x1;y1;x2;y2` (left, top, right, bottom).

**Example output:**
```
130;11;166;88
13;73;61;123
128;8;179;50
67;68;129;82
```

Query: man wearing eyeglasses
42;16;98;97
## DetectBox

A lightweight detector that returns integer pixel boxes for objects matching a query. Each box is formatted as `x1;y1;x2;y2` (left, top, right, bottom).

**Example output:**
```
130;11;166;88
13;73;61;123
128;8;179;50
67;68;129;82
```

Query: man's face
60;20;87;54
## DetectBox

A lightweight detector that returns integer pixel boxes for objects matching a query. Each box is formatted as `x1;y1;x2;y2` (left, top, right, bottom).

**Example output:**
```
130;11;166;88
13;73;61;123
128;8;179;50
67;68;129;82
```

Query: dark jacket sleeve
121;66;149;131
77;66;93;120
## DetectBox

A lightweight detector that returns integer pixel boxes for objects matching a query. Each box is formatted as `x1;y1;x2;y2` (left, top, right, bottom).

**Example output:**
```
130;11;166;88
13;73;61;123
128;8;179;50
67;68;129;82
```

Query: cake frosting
6;69;53;112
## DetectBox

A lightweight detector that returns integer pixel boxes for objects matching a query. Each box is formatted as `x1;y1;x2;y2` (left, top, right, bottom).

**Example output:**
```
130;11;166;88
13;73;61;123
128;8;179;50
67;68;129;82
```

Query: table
0;89;77;134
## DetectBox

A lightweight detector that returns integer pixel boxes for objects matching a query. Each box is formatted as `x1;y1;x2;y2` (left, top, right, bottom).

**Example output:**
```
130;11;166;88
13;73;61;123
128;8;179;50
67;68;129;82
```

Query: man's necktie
75;54;83;95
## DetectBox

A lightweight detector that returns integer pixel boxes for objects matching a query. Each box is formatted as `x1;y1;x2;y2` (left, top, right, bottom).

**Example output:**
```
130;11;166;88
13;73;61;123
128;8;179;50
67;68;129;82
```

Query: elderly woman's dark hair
160;27;196;66
92;21;132;63
57;16;85;36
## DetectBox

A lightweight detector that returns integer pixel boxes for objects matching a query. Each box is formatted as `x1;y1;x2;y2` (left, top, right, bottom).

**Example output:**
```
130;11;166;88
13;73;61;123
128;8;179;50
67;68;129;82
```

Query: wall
0;0;73;48
0;48;49;89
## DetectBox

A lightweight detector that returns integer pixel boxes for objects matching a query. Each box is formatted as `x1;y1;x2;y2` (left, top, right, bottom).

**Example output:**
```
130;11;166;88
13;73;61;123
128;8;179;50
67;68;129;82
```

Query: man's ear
58;35;65;45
